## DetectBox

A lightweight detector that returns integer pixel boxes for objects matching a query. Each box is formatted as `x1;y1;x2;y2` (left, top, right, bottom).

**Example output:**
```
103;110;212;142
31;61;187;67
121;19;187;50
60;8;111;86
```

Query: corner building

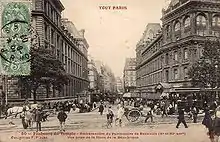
124;58;136;93
136;0;220;98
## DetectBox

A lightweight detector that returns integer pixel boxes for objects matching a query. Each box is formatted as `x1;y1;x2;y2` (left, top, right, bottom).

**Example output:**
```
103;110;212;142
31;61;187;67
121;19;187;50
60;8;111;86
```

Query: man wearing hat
35;105;42;131
176;108;188;128
57;108;67;131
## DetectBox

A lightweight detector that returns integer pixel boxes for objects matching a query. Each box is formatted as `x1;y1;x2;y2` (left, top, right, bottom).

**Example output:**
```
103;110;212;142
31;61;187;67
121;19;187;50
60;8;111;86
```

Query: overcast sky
61;0;169;77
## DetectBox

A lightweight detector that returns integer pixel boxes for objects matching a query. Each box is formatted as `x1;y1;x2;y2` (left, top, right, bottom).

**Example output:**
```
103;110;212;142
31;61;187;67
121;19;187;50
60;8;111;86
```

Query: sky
61;0;169;77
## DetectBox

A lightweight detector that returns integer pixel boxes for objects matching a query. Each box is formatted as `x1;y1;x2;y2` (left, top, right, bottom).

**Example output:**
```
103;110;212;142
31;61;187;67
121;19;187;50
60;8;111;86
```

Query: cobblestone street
0;107;211;142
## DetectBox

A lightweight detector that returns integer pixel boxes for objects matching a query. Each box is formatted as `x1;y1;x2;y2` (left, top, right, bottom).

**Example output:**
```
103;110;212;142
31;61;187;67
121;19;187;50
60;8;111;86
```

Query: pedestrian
106;106;114;128
20;108;28;129
115;103;124;127
145;105;154;123
161;101;168;118
192;106;199;123
57;108;68;132
176;109;188;128
211;106;220;142
35;106;42;132
93;102;97;109
202;107;214;142
99;103;104;115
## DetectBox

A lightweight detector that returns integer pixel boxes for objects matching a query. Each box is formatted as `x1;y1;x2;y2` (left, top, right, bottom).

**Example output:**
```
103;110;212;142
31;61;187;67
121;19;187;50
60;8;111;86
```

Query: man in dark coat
35;107;42;132
57;109;68;131
176;109;188;128
99;103;104;115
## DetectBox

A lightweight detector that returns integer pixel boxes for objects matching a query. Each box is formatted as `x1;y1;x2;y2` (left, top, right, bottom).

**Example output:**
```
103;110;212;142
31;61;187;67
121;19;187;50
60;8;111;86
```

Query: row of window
61;40;85;64
142;38;163;58
165;67;188;82
45;24;84;64
124;79;136;87
165;48;188;65
137;48;190;81
62;79;87;96
45;24;88;70
125;70;136;76
44;39;87;80
44;0;61;27
139;72;162;87
165;13;220;40
62;56;82;77
137;67;189;87
138;57;163;78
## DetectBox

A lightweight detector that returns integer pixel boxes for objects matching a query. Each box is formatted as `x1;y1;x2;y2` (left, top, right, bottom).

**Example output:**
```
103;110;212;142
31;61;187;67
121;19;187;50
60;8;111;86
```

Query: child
106;107;114;128
57;109;68;131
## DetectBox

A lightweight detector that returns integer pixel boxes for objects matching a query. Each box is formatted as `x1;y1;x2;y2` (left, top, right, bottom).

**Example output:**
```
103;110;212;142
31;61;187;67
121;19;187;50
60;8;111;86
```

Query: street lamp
215;61;219;100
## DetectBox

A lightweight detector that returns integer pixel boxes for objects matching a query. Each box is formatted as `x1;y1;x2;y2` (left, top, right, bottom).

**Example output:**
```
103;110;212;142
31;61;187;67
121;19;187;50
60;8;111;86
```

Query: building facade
4;0;89;102
88;55;100;91
136;0;220;98
116;77;124;94
123;58;136;93
94;61;117;94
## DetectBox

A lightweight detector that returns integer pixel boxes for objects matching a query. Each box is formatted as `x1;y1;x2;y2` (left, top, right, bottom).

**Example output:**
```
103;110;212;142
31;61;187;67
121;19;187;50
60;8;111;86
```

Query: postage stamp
0;1;32;75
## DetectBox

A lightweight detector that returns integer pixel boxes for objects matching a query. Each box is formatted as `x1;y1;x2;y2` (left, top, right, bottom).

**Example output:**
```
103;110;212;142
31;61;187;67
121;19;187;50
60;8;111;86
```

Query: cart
124;106;147;122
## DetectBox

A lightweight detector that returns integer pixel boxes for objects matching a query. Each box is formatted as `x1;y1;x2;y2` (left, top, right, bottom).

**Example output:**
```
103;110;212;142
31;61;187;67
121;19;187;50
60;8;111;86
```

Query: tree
17;48;70;103
188;39;220;88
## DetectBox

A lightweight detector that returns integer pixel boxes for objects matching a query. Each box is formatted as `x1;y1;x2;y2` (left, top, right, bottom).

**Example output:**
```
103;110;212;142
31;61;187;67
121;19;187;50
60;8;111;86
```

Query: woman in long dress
115;103;125;127
202;107;214;142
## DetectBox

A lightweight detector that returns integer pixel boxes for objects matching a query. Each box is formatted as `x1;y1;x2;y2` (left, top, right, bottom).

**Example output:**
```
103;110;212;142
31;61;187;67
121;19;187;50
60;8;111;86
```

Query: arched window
196;14;206;26
148;30;154;39
183;16;190;28
166;25;171;38
212;15;220;26
174;22;181;31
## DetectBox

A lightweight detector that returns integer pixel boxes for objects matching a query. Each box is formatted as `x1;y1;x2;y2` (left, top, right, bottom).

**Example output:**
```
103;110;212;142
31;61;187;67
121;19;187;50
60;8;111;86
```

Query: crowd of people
100;97;220;142
2;99;100;132
3;95;220;142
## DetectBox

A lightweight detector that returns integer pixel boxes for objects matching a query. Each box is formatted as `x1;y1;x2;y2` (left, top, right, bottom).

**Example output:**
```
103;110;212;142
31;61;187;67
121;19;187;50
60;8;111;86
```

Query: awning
146;92;161;100
155;83;172;93
160;92;169;97
160;83;172;89
170;88;220;93
123;92;140;98
123;93;132;98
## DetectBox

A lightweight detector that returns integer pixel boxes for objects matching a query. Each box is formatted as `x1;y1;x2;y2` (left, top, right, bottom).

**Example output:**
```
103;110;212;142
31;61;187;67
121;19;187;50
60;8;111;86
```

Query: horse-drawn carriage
124;106;149;122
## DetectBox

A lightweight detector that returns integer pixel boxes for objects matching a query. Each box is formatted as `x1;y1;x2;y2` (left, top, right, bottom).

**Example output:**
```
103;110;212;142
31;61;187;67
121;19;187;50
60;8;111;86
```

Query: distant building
94;61;117;94
123;58;136;93
116;77;124;94
88;55;99;91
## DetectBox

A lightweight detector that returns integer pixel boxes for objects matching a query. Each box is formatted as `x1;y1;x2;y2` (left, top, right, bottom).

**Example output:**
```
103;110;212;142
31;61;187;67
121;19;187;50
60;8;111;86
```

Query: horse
5;106;26;119
5;105;35;119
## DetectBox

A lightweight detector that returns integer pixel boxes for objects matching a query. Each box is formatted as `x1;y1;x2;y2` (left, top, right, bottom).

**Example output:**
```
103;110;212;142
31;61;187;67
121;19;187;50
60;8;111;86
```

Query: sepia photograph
0;0;219;142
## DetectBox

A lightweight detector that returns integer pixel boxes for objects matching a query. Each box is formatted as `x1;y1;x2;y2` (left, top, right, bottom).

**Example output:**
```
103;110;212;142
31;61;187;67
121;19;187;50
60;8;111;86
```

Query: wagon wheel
127;110;141;122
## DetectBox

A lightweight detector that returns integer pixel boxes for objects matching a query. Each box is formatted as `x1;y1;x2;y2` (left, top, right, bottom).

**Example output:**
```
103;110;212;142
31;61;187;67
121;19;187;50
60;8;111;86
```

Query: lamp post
215;61;218;101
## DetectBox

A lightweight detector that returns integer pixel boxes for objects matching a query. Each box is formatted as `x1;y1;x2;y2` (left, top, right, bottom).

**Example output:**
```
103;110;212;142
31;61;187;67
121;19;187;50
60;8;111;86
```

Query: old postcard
0;0;219;142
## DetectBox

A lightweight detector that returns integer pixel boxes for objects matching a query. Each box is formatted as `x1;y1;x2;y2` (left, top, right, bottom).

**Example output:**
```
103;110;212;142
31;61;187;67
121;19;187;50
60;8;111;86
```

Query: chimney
79;29;85;37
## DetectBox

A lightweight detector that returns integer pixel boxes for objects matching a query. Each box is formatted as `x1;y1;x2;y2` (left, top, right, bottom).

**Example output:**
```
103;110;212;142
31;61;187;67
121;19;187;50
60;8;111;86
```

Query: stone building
88;55;99;91
2;0;89;102
123;58;136;93
116;77;124;94
136;0;220;99
94;61;117;94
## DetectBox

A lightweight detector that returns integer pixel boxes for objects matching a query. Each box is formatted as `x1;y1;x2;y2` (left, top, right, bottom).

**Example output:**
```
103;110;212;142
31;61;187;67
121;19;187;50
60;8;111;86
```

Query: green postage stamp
0;1;32;76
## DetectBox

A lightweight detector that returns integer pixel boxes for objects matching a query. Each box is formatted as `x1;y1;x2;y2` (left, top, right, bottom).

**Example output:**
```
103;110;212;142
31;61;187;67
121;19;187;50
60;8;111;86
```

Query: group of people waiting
20;105;68;132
